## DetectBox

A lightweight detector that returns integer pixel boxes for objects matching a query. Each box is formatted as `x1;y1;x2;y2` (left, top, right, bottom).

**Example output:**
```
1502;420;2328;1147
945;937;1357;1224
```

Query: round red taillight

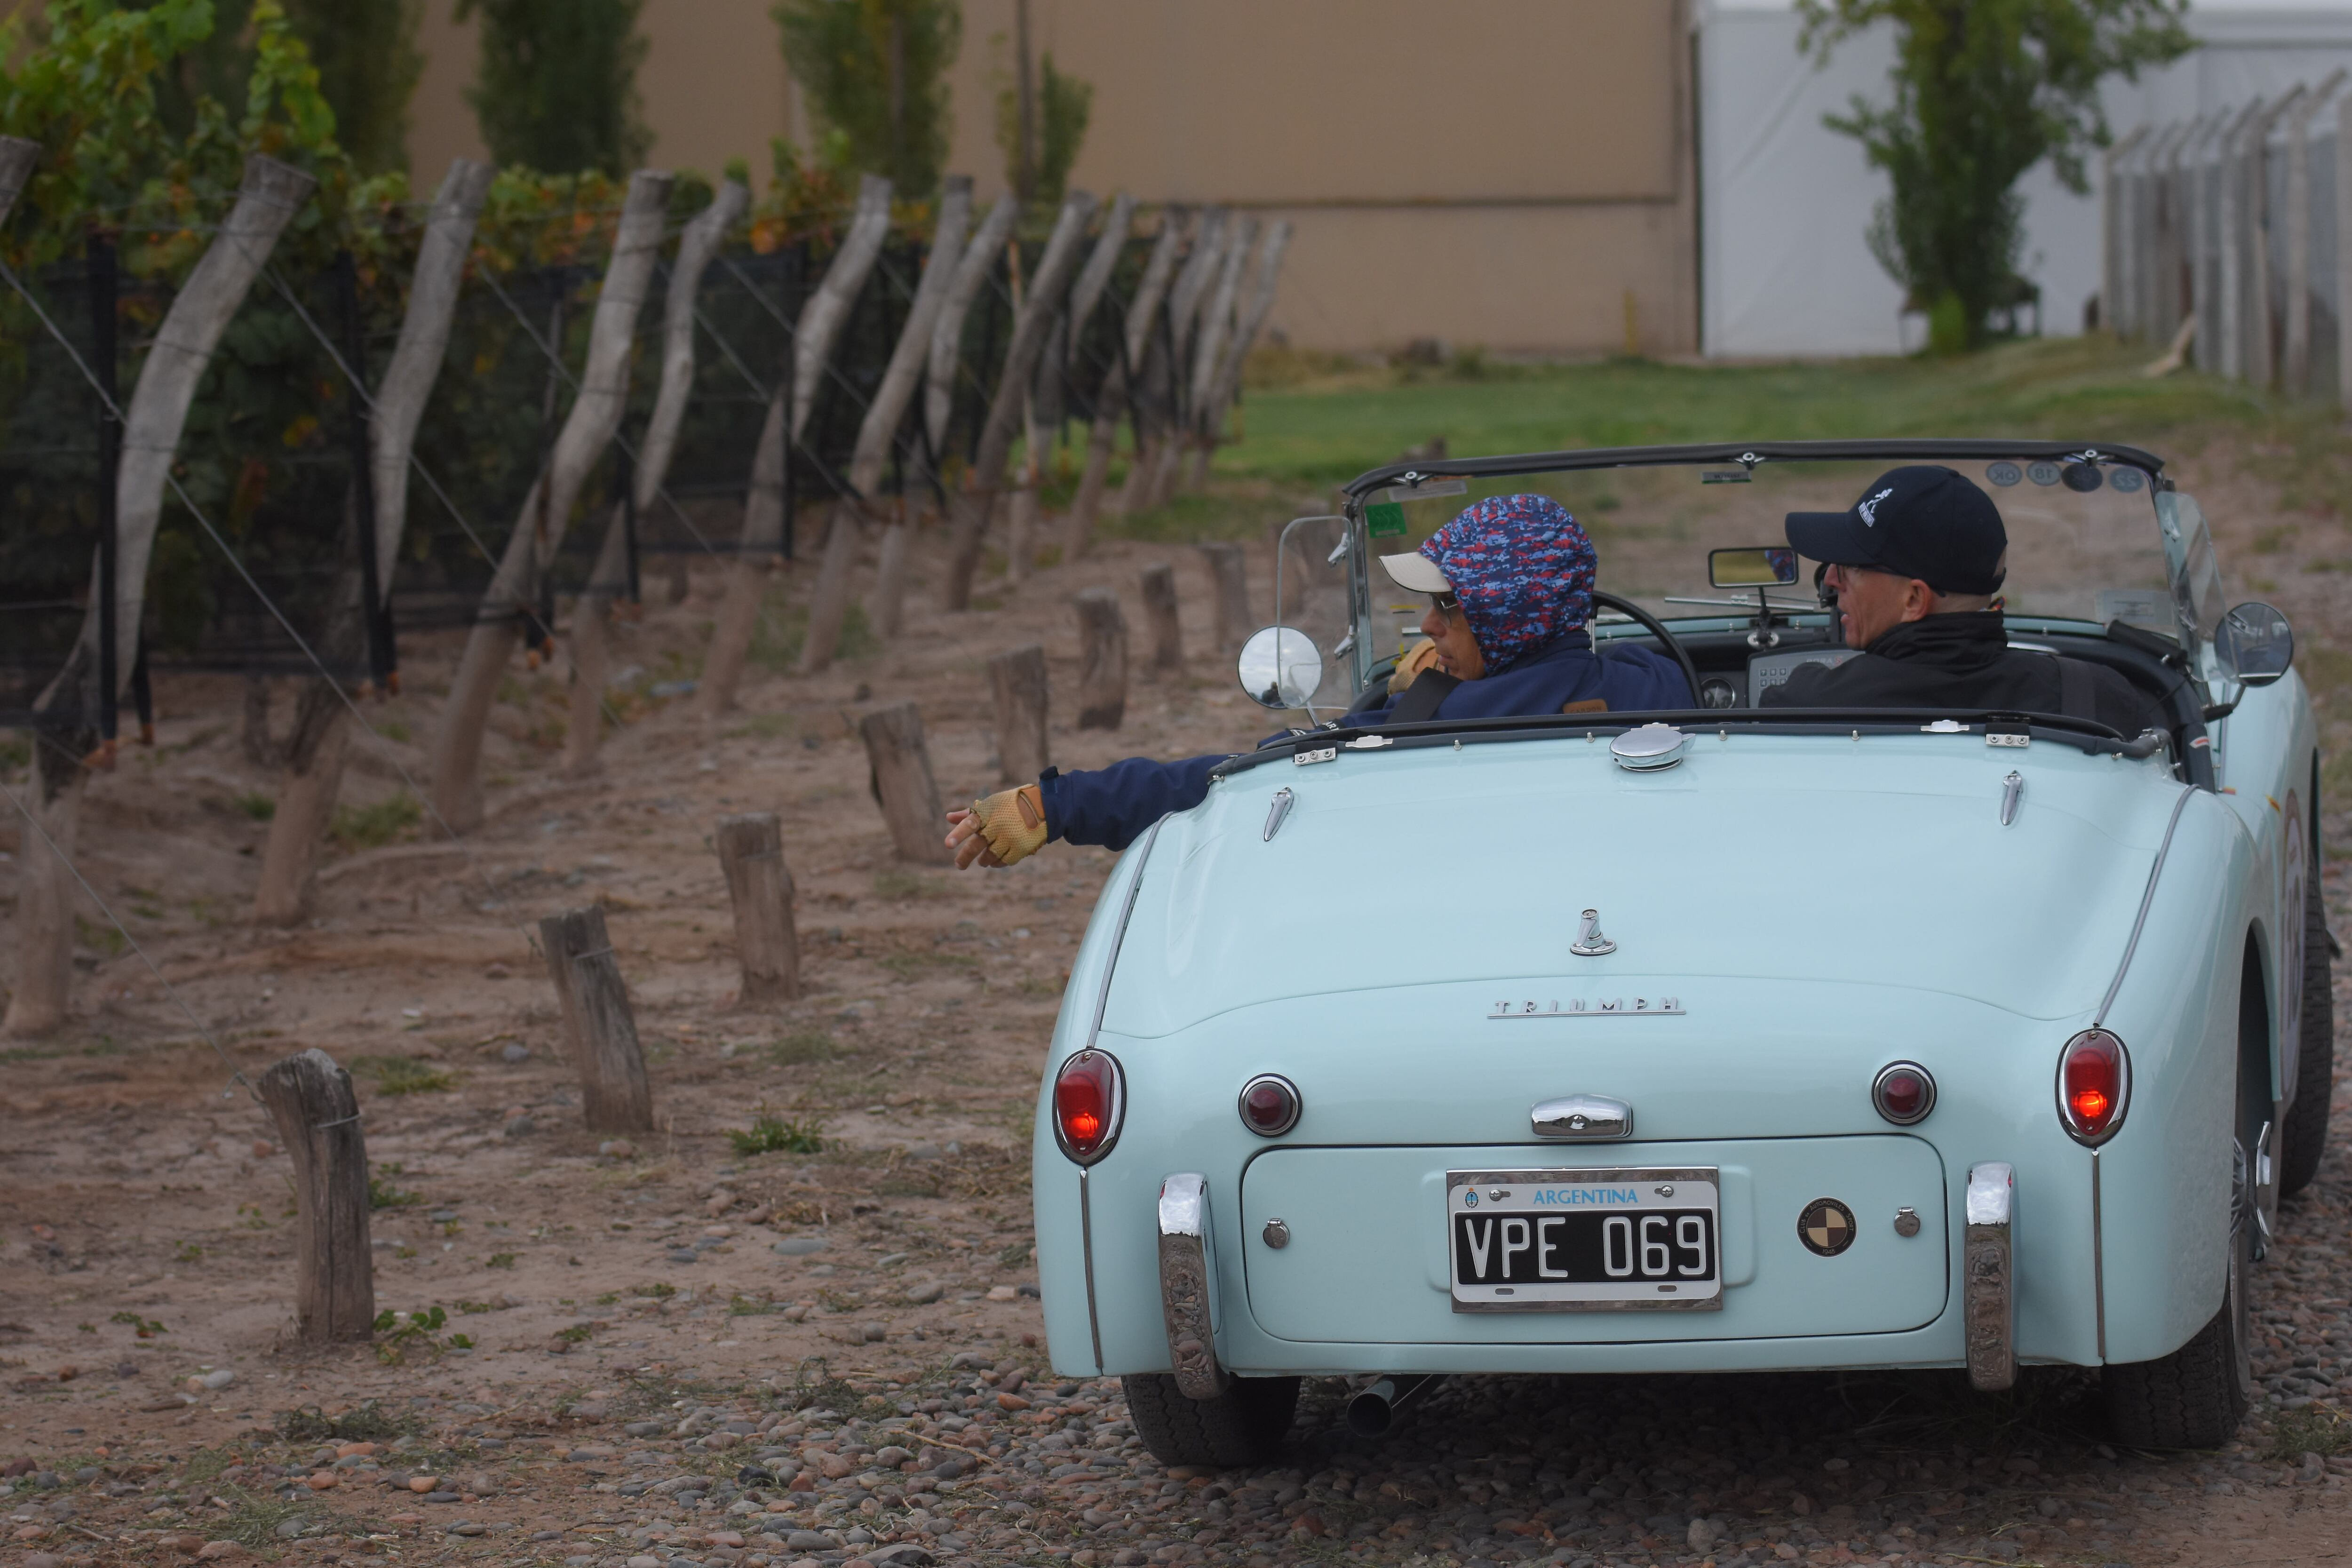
1053;1050;1123;1163
1872;1060;1936;1125
1237;1074;1302;1137
2057;1029;2130;1145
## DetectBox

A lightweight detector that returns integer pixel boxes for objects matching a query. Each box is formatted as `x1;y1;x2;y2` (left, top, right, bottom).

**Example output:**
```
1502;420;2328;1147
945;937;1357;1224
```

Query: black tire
2281;871;2334;1198
1122;1373;1300;1468
2103;1071;2256;1448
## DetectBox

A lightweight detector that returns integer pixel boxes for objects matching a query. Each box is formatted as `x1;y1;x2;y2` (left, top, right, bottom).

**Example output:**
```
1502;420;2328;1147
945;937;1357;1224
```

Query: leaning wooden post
715;813;800;1006
1200;542;1251;658
259;1049;375;1344
1073;589;1128;731
859;702;954;864
989;645;1051;784
1067;216;1182;557
1138;562;1183;677
539;906;655;1131
699;175;895;716
430;170;672;830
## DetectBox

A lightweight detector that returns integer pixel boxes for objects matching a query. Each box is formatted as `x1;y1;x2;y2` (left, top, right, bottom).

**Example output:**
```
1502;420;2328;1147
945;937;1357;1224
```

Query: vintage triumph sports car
1027;440;2327;1464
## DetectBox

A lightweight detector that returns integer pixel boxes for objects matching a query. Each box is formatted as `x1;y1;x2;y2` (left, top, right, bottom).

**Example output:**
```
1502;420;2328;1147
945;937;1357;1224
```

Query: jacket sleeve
1037;754;1229;852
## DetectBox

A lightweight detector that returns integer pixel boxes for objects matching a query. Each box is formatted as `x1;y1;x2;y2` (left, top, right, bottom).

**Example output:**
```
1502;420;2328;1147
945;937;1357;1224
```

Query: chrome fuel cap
1611;722;1690;772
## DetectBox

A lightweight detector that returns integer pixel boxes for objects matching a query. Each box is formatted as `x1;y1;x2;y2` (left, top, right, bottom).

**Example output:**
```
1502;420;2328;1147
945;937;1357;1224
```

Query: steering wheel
1591;590;1703;708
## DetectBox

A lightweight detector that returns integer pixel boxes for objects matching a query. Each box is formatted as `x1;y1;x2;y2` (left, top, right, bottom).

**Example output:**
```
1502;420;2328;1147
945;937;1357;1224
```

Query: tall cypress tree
456;0;652;175
146;0;420;173
773;0;961;201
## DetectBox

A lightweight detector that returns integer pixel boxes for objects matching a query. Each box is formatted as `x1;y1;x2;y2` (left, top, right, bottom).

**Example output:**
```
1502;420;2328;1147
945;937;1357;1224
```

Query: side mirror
1709;547;1800;589
1238;626;1324;710
2214;601;2294;687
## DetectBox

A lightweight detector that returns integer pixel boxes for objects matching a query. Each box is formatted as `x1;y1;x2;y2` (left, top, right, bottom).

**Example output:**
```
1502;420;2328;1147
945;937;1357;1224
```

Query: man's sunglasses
1428;592;1461;617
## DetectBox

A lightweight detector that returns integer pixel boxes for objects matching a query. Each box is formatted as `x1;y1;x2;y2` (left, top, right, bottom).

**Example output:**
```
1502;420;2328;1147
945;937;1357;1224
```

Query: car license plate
1447;1167;1722;1312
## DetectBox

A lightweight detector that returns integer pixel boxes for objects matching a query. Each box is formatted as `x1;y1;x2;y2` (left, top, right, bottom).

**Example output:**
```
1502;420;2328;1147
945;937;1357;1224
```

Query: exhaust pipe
1345;1373;1442;1438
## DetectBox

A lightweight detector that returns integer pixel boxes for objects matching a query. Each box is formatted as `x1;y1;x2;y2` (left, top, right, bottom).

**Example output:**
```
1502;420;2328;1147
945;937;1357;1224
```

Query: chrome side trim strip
1964;1162;2017;1392
1157;1172;1227;1399
1081;1169;1102;1374
1076;820;1161;1378
2091;1149;2107;1361
2096;788;2195;1027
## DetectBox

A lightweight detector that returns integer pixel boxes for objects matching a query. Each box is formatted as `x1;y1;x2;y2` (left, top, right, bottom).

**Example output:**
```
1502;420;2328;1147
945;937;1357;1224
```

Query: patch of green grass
629;1281;677;1299
352;1055;455;1095
231;790;276;821
370;1306;473;1365
725;711;797;741
0;734;29;771
996;1241;1032;1268
878;950;978;980
218;1489;312;1547
873;867;943;901
73;915;127;958
729;1114;827;1156
485;1251;518;1269
367;1162;421;1210
767;1030;837;1067
378;717;412;743
2269;1405;2352;1460
110;1311;167;1338
331;791;422;851
278;1400;412;1444
727;1293;777;1317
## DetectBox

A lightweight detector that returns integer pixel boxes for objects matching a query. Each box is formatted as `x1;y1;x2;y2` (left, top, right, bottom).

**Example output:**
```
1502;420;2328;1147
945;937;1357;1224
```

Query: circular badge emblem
1985;461;2022;487
1798;1198;1858;1257
2025;461;2062;487
2109;466;2145;493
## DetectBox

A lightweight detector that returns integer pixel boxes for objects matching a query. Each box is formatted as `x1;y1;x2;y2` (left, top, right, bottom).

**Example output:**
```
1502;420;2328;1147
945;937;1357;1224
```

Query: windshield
1258;451;2181;708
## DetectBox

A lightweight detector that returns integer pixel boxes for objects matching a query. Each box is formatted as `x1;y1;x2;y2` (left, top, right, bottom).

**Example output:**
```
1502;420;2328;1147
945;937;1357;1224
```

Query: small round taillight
1238;1074;1302;1137
1872;1061;1937;1125
2058;1029;2130;1145
1053;1050;1124;1164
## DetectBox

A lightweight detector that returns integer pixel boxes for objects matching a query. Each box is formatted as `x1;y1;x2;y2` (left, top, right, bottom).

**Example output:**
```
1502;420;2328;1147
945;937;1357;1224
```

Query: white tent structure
1694;0;2352;358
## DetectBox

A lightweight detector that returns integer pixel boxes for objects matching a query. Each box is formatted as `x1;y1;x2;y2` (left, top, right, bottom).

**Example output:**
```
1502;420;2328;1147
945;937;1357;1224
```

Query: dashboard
1692;644;1860;708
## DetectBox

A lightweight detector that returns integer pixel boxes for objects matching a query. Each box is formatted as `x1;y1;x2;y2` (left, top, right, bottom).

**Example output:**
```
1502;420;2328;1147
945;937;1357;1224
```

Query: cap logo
1856;488;1895;527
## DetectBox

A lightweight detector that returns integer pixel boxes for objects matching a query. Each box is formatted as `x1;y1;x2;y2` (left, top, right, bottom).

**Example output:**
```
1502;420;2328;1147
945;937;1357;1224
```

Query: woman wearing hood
946;494;1690;868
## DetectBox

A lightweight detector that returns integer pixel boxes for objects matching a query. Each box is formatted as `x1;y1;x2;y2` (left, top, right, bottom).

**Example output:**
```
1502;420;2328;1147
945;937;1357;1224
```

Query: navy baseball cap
1784;465;2008;596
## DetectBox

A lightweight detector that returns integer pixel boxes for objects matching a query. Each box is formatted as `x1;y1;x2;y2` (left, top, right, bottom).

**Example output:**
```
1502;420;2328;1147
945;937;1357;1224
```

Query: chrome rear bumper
1157;1172;1227;1398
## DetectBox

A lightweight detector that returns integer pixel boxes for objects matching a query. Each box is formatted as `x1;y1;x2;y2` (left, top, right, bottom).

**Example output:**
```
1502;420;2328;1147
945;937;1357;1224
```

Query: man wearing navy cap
1761;465;2161;734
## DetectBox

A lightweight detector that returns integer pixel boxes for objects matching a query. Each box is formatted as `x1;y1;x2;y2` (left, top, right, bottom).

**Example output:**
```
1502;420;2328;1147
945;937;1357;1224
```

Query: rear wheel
2281;872;2334;1198
1123;1373;1300;1468
2103;1068;2256;1448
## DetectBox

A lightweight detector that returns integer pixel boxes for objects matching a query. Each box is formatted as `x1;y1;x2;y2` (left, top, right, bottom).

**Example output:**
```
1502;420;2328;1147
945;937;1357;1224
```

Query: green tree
292;0;421;175
456;0;651;175
772;0;960;201
1798;0;2190;350
138;0;418;177
994;47;1088;208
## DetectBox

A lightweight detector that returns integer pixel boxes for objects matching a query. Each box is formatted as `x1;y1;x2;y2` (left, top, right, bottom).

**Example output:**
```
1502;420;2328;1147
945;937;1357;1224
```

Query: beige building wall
396;0;1697;356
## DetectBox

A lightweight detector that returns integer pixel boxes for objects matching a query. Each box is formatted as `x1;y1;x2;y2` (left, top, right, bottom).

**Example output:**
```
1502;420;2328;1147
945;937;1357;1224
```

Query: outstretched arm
944;754;1229;869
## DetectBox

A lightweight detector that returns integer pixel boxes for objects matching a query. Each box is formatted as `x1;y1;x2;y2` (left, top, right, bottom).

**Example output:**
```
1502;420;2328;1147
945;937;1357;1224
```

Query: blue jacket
1039;632;1691;851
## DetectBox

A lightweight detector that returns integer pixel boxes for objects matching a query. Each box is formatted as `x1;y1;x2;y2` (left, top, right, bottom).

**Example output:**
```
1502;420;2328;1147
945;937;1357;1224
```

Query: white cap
1379;551;1451;594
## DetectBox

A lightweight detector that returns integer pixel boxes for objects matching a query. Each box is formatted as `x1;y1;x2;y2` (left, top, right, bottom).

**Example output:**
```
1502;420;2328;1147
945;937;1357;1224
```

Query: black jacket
1759;614;2166;736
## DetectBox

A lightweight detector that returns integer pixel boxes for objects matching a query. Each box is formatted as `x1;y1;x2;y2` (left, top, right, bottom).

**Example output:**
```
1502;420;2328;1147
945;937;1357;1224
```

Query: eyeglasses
1428;592;1461;617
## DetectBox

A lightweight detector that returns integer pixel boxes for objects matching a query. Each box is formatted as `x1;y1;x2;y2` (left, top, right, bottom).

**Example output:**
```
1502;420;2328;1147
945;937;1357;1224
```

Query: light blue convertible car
1029;441;2328;1464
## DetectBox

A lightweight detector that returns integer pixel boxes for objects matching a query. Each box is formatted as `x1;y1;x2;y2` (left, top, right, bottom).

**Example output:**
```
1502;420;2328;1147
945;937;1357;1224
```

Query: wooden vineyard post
989;645;1051;785
860;702;954;864
539;906;656;1131
259;1049;375;1344
1073;589;1128;731
1139;562;1183;678
1200;543;1251;659
715;813;800;1006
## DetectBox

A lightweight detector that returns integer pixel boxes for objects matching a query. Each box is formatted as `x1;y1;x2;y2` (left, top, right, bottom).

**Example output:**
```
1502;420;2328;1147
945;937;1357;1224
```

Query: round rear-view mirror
1238;626;1323;710
2214;601;2295;687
